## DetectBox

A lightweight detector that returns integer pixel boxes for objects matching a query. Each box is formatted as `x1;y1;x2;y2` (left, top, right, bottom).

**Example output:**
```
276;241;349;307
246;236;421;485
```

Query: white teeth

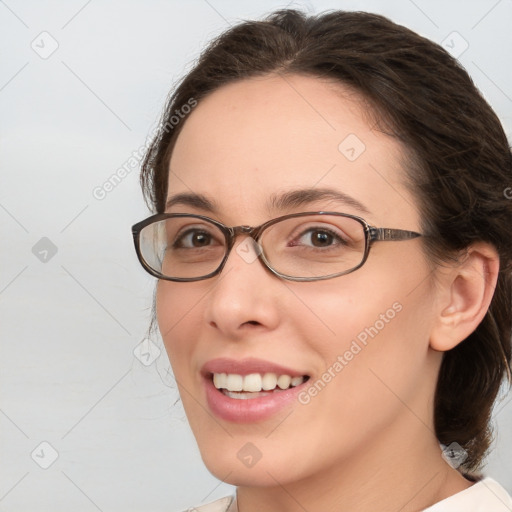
261;373;278;390
291;376;303;387
213;372;226;389
223;390;271;400
277;375;291;389
226;374;243;391
243;373;262;392
212;372;305;393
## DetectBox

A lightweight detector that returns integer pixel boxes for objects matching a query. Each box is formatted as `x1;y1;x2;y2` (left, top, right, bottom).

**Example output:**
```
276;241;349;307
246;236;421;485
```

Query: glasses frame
131;211;422;282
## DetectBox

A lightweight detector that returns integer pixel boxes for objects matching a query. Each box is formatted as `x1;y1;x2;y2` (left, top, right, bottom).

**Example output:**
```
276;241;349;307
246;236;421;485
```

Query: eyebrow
267;188;371;215
165;187;371;216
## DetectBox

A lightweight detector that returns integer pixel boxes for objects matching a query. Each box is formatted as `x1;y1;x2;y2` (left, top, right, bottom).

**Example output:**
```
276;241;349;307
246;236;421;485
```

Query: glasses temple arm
369;227;422;242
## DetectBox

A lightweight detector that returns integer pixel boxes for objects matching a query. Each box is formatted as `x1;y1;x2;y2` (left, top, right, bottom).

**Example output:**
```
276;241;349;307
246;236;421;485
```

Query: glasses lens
138;217;226;279
260;214;366;279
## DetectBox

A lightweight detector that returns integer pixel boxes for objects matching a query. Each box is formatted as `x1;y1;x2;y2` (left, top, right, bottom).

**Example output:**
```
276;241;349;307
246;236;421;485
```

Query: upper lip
202;357;309;378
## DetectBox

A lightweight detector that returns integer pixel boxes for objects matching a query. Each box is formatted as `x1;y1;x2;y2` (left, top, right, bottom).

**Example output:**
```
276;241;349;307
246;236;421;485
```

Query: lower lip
204;376;308;423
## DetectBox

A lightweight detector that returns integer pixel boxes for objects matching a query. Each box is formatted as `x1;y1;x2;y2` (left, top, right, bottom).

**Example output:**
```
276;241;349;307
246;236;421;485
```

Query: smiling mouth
210;372;310;399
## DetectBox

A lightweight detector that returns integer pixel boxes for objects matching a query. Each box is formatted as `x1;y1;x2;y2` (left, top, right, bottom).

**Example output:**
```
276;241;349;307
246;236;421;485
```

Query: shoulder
179;495;237;512
423;477;512;511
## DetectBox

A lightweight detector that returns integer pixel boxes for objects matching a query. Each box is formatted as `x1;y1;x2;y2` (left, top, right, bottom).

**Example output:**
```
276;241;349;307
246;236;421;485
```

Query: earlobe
429;243;500;352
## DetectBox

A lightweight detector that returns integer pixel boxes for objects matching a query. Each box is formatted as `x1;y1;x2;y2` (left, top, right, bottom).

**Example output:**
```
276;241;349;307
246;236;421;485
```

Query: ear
429;242;500;352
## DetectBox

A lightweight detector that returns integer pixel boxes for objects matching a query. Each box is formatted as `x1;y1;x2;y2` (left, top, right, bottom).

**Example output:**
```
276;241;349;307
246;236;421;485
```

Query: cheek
292;253;434;405
284;293;432;475
155;281;203;374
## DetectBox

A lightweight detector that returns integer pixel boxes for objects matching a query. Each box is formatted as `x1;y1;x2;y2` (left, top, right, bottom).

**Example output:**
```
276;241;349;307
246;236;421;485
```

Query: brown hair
140;9;512;473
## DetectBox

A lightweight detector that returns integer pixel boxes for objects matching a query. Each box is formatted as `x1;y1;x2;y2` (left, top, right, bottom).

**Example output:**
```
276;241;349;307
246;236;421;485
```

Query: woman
132;9;512;512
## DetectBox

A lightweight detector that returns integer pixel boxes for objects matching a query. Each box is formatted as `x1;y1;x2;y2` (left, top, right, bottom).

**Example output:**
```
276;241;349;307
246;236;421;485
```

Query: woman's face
157;74;442;486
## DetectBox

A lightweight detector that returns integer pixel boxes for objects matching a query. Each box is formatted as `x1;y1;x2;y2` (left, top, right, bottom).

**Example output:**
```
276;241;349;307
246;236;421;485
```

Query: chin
196;435;311;488
202;454;287;487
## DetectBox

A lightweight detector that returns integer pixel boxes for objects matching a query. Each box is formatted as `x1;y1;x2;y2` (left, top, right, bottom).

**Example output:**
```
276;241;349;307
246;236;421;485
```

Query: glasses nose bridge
229;224;260;242
224;224;264;262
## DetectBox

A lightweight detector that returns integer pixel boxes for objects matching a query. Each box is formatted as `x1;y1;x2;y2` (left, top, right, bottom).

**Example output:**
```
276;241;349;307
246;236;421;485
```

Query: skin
156;74;499;512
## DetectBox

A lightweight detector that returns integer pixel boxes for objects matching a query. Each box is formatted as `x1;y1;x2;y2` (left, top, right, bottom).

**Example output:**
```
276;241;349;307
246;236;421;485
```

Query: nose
203;235;282;339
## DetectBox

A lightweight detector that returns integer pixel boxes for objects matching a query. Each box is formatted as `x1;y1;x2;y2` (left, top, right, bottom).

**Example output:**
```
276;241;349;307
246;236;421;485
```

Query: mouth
210;372;310;399
201;358;311;423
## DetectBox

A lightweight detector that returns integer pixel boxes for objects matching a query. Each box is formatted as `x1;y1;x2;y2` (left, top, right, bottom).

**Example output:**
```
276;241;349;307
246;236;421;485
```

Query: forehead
168;74;419;228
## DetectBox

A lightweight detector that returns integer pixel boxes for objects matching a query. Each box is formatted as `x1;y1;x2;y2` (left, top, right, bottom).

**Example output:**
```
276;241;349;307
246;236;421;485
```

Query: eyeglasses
131;211;422;282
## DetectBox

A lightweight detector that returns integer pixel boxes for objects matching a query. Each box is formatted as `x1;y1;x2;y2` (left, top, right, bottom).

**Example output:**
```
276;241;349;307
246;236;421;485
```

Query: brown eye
174;229;214;248
302;229;336;247
289;227;348;250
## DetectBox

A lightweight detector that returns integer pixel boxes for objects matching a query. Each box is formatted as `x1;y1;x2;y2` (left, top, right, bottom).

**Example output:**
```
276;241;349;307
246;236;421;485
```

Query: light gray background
1;1;511;511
